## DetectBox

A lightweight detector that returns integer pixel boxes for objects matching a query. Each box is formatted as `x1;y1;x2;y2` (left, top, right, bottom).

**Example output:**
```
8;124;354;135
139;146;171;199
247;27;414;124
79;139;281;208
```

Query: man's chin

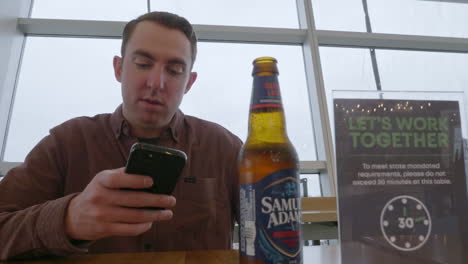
139;114;171;126
140;117;166;126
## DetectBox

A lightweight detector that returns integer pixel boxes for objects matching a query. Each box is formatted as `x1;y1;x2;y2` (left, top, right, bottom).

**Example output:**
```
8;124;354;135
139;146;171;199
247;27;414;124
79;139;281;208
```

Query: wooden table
1;246;341;264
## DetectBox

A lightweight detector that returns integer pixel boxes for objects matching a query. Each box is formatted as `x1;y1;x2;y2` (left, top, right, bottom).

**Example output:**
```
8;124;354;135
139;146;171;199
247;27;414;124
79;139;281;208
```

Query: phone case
125;143;187;195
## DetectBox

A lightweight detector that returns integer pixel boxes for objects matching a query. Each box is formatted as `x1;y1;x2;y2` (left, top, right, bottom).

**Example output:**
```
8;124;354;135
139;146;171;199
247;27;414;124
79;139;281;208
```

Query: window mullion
297;0;337;197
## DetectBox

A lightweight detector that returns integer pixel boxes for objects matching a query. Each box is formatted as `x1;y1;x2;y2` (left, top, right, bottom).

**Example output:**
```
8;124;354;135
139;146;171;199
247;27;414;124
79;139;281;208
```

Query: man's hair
121;11;197;67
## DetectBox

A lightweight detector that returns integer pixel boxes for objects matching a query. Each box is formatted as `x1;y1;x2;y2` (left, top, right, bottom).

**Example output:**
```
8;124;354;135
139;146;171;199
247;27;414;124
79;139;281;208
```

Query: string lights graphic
335;100;459;123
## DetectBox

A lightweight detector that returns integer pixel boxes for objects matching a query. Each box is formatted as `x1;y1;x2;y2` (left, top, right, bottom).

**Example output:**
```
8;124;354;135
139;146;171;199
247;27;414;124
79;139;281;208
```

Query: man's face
113;21;197;135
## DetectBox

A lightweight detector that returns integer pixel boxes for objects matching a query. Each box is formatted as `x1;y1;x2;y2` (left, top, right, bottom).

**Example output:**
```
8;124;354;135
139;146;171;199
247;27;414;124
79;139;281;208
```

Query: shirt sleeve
0;132;90;260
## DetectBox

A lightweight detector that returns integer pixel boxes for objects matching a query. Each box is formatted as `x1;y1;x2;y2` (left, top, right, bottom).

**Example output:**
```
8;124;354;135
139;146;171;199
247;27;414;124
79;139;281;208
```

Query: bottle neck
247;73;289;144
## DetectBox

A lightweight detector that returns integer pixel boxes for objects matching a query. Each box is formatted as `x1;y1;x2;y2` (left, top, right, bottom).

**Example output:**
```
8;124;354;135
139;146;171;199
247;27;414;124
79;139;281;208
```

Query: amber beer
238;57;302;264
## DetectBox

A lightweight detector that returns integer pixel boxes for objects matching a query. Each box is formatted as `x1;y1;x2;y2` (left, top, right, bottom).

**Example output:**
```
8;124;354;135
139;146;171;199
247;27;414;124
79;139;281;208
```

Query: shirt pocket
180;177;216;200
174;178;217;231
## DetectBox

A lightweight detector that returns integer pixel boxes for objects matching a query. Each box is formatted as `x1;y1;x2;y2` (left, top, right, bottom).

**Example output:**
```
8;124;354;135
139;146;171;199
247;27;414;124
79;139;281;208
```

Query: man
0;11;241;260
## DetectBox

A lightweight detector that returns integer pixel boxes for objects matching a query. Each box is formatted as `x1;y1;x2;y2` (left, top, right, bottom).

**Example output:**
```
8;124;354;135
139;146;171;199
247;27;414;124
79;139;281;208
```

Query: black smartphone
124;142;187;195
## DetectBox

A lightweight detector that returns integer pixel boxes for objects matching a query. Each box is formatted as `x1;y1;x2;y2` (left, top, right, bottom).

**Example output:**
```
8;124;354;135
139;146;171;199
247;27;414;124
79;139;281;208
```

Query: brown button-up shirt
0;106;242;260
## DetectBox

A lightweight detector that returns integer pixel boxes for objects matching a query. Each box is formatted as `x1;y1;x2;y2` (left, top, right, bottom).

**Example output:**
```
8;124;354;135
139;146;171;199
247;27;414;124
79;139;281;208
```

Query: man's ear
184;72;197;94
113;56;123;82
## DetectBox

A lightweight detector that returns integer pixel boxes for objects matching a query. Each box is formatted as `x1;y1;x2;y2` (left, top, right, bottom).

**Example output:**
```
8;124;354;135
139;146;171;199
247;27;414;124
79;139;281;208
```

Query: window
4;37;121;161
32;0;147;21
150;0;299;28
376;50;468;93
182;42;316;160
319;47;376;143
312;0;468;38
367;0;468;38
312;0;366;32
377;49;468;137
4;38;316;162
320;48;468;150
300;174;322;197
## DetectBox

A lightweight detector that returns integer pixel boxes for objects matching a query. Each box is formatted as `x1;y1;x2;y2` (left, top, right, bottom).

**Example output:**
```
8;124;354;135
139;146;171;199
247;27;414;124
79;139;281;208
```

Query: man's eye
167;65;185;75
135;62;151;69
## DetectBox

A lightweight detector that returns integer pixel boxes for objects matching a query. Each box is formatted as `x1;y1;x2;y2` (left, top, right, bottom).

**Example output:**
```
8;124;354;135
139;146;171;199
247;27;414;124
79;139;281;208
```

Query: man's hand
65;168;176;241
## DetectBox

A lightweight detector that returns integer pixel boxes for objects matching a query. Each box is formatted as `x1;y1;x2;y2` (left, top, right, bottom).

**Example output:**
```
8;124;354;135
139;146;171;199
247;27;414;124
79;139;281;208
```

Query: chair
301;197;338;245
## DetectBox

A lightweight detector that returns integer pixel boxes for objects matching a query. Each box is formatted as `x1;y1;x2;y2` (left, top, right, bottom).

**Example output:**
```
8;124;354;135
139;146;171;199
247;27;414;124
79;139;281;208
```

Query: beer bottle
238;57;302;264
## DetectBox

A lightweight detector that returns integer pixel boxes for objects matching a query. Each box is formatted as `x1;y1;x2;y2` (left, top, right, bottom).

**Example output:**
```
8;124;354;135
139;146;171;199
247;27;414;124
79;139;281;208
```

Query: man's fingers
98;168;153;189
89;205;173;223
101;222;154;237
109;190;176;208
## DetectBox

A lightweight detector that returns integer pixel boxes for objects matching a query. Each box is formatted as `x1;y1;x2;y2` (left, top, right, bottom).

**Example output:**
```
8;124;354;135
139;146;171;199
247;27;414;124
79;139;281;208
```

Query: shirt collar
167;109;183;143
110;104;184;143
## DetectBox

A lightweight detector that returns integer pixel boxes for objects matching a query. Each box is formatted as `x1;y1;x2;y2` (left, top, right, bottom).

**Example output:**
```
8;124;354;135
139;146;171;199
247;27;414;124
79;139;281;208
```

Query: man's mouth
141;98;163;105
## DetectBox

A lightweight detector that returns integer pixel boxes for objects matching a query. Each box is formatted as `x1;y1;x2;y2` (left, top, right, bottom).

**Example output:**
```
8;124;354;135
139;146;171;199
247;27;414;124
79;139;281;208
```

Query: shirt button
144;243;152;251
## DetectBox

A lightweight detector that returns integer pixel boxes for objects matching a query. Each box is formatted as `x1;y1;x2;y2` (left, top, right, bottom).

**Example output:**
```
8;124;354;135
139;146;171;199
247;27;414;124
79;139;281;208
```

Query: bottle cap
252;56;279;75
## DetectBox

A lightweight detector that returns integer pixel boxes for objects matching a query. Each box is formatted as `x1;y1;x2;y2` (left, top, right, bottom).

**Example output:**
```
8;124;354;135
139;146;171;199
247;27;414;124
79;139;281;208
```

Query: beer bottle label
251;75;283;110
240;169;302;264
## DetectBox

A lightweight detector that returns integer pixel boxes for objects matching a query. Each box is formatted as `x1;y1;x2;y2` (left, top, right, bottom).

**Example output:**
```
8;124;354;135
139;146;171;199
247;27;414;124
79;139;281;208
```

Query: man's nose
146;65;166;90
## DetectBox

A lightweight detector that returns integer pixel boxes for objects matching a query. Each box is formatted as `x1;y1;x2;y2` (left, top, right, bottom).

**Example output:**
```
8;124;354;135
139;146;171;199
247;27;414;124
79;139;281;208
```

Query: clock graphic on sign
380;195;432;251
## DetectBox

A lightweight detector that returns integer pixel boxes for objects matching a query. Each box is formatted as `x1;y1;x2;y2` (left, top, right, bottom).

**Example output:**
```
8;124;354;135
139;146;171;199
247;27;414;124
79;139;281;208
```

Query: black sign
334;99;468;264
